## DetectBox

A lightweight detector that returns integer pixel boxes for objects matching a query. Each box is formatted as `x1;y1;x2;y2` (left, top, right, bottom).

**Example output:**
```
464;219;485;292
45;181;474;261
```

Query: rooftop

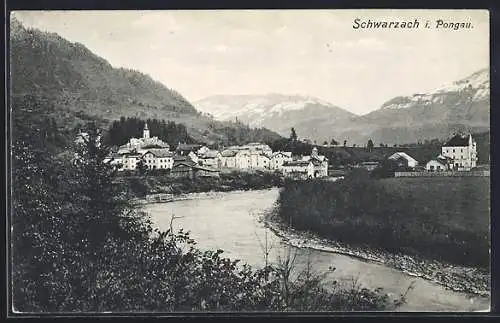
143;149;174;158
443;134;471;147
176;143;202;151
283;160;311;167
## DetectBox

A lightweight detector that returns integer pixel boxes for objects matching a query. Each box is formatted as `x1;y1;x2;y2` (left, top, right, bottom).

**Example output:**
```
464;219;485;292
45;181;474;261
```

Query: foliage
11;97;396;312
276;175;490;269
103;117;194;148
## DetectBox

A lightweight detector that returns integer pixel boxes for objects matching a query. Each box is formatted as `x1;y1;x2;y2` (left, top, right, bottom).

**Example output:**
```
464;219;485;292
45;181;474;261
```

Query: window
453;149;455;153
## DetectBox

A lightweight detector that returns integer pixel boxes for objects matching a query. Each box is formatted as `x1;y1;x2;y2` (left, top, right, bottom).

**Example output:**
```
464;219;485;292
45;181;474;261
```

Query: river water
144;188;490;312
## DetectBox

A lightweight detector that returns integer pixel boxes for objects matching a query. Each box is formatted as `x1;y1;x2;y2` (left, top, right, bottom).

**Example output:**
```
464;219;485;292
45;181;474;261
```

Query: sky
12;10;489;115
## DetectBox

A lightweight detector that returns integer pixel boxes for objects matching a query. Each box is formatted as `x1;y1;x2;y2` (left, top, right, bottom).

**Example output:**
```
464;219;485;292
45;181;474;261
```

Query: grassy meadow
276;171;490;269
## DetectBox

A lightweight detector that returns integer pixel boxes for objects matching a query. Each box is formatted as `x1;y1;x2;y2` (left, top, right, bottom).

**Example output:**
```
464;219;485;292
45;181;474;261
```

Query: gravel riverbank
261;211;490;298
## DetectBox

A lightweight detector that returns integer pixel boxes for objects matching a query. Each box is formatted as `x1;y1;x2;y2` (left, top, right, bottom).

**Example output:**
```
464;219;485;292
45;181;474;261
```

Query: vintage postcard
8;9;490;314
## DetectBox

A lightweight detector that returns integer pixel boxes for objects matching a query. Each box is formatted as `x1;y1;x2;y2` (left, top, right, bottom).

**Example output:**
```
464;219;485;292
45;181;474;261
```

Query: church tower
143;122;150;139
311;147;319;158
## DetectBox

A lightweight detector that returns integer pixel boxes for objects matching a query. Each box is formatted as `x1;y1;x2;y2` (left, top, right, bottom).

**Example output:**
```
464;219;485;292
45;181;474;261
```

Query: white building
120;153;141;171
198;150;222;168
281;160;315;179
388;152;419;169
236;150;251;169
141;149;174;170
220;150;238;168
440;133;478;171
281;148;328;178
271;151;293;170
225;142;273;157
425;155;453;172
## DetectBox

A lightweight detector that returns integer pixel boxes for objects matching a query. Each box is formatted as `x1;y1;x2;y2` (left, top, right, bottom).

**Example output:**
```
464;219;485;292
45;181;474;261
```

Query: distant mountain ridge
196;68;489;145
10;19;282;146
195;94;356;138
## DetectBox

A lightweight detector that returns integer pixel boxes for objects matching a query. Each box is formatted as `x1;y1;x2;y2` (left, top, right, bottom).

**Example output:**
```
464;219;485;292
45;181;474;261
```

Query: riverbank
134;189;265;205
120;170;285;198
261;210;490;298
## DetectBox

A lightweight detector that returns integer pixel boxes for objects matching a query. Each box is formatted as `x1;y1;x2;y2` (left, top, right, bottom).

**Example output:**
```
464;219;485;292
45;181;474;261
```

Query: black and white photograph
8;9;490;313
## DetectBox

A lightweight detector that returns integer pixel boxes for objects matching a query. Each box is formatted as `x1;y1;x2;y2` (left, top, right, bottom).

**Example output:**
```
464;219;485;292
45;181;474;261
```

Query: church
106;123;172;171
118;122;170;154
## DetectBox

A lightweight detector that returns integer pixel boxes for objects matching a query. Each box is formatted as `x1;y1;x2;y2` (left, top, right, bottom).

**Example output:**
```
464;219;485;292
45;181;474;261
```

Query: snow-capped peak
381;68;489;110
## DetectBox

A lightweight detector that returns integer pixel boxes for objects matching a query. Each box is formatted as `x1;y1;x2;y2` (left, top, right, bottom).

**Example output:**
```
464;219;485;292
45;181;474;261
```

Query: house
220;150;238;168
256;154;271;169
170;160;199;179
120;152;141;171
281;160;314;179
304;147;329;177
170;160;220;179
236;150;251;169
388;152;418;169
244;142;273;157
440;133;478;171
271;151;293;170
425;155;453;172
176;143;202;156
197;145;210;156
141;149;174;170
198;149;222;168
281;148;328;179
225;142;273;157
188;151;199;165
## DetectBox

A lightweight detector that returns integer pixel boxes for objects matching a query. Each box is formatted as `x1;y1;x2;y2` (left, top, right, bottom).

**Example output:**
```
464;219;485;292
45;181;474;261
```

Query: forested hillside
10;18;282;146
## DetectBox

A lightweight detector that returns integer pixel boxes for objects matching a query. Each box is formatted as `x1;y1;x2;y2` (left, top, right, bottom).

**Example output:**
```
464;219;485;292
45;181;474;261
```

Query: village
77;122;486;181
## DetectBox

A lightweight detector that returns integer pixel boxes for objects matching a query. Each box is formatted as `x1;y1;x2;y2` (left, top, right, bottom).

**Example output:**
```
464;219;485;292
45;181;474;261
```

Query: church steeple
143;122;150;139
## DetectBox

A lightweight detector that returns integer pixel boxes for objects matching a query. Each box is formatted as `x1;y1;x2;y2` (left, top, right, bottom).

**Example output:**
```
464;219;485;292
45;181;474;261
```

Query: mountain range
11;18;489;147
195;69;489;145
9;19;282;146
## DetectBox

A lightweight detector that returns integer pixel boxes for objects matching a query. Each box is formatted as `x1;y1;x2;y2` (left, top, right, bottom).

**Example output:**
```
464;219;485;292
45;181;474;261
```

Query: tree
379;143;384;148
367;139;374;152
330;138;338;146
290;128;298;142
136;159;148;176
323;141;328;146
343;140;347;147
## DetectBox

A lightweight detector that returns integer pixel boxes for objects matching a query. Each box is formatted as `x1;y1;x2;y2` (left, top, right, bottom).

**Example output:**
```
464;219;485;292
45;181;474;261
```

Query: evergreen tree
367;139;374;152
290;128;298;142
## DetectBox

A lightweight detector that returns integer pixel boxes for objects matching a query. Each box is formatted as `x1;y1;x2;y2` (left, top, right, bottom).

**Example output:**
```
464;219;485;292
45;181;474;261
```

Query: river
144;188;490;312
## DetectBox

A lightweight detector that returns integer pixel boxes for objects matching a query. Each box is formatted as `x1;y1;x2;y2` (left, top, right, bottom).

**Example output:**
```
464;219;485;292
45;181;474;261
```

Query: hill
9;19;282;146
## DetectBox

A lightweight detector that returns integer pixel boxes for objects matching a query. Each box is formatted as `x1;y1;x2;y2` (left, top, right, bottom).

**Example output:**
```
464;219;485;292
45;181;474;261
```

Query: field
276;173;491;269
376;177;490;235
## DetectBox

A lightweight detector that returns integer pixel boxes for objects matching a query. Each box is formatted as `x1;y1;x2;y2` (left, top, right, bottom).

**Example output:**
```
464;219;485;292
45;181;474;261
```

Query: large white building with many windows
440;133;478;171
